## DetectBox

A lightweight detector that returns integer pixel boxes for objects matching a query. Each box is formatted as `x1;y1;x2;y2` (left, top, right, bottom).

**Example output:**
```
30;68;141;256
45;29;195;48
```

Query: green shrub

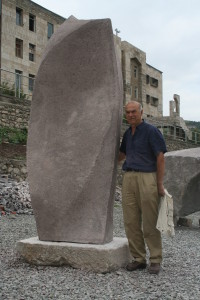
0;81;28;99
0;82;15;96
0;127;27;144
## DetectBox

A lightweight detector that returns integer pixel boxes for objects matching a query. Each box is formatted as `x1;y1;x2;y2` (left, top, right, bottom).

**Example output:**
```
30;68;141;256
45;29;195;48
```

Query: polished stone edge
16;237;131;273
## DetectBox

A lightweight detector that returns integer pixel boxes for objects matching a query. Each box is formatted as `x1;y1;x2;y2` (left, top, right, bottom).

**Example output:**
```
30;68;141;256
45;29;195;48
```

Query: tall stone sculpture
27;17;123;244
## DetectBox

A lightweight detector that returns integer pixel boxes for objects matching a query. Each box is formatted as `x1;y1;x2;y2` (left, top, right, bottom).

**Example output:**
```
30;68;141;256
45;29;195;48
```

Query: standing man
119;101;167;274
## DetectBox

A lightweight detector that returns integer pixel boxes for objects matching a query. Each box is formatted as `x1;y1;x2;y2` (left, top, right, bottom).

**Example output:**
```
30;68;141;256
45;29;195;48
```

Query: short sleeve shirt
120;121;167;172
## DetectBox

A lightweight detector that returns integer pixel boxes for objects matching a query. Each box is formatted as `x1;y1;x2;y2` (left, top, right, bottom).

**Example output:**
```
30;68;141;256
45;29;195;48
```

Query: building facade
121;40;163;117
0;0;163;117
0;0;65;98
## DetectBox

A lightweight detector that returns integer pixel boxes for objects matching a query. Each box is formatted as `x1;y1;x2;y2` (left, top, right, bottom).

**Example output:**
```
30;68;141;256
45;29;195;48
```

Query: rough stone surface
164;147;200;217
0;95;30;129
16;237;131;273
27;17;123;244
0;176;32;215
0;158;27;182
177;211;200;228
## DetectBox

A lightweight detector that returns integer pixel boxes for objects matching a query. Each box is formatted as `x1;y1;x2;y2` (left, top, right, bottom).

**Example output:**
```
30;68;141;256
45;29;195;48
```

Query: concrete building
0;0;65;98
121;40;162;117
0;0;162;118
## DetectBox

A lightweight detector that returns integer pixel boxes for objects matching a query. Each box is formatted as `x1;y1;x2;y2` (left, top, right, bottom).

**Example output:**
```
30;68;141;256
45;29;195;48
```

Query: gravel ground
0;202;200;300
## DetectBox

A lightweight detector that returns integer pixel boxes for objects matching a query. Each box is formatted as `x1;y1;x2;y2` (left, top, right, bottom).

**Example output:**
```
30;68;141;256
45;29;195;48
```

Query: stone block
164;148;200;217
177;211;200;228
177;217;192;227
27;17;123;244
17;237;130;273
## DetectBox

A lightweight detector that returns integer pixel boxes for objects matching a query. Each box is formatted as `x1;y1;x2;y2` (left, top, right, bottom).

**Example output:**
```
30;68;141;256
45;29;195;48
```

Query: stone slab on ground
164;148;200;217
16;237;131;273
177;211;200;228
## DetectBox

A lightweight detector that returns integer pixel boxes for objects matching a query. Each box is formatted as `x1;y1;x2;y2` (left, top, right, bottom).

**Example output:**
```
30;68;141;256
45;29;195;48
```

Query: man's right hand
118;151;126;162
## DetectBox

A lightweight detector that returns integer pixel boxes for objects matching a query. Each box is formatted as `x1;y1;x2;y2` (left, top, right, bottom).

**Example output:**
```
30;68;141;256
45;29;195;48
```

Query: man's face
125;102;143;127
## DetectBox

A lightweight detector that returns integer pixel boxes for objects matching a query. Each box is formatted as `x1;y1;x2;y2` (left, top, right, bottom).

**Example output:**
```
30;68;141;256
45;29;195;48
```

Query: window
47;22;54;39
29;74;35;92
29;43;36;62
150;77;158;87
29;14;36;32
15;38;23;58
15;70;22;97
16;7;23;26
134;87;138;99
146;94;150;104
134;66;138;78
151;97;159;107
146;75;150;84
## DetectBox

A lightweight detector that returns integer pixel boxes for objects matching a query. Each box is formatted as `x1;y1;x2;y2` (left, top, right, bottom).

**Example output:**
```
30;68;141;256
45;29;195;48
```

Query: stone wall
0;157;27;181
0;94;30;128
164;136;200;152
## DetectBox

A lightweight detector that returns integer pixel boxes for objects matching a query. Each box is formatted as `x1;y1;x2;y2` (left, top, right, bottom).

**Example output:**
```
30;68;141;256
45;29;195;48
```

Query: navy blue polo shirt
120;121;167;172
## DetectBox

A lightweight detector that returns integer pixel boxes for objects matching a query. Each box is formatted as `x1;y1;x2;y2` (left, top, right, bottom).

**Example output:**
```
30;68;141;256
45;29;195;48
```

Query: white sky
33;0;200;121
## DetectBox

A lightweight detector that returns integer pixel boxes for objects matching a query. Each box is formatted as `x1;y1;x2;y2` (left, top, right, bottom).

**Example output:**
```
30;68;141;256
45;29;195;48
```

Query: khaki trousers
122;171;162;264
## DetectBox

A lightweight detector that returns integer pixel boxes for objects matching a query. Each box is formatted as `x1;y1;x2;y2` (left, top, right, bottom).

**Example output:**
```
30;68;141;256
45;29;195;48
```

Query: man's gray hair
138;103;143;112
125;101;143;111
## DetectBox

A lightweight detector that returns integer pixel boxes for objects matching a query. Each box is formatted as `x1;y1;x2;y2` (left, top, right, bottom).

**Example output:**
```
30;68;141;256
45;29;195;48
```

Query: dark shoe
149;263;160;274
126;261;147;271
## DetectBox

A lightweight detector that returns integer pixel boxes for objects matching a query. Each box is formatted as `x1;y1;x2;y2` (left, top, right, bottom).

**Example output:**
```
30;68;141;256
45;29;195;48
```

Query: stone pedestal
16;237;131;273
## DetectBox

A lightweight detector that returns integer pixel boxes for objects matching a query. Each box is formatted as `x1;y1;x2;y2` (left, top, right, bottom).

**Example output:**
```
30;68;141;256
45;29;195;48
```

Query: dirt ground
0;143;26;159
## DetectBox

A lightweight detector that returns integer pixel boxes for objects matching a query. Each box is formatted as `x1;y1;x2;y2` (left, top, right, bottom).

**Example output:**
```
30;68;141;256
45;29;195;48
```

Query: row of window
123;82;159;106
146;75;158;87
15;70;35;92
16;7;54;39
124;83;159;106
16;38;36;62
146;95;159;106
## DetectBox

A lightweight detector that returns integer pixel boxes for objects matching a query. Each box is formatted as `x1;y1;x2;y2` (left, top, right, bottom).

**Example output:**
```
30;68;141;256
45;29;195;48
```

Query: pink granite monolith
27;17;123;244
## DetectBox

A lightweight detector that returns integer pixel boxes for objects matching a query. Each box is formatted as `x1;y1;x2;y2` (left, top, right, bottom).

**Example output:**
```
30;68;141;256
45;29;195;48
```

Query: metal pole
173;126;176;140
18;75;21;98
195;132;197;144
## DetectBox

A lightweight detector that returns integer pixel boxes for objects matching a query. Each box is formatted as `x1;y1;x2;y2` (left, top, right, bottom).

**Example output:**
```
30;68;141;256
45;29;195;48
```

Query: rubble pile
0;176;122;216
0;176;33;215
